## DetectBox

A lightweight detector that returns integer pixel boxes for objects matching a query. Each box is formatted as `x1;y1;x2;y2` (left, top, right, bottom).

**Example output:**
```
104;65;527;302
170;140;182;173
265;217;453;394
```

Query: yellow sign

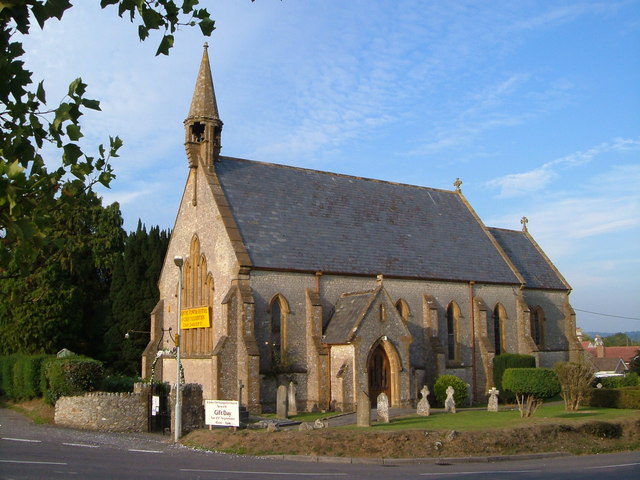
181;306;210;329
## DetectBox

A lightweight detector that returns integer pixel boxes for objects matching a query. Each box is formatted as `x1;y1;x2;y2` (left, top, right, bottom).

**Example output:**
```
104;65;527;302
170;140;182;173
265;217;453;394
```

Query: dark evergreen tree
104;222;169;375
0;192;125;356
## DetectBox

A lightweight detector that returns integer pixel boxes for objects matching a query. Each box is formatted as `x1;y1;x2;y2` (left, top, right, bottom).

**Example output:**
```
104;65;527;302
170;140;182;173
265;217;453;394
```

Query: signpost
205;400;240;427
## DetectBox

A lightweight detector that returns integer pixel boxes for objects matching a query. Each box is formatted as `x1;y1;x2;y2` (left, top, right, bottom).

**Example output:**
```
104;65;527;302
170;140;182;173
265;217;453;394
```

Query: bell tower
184;43;223;170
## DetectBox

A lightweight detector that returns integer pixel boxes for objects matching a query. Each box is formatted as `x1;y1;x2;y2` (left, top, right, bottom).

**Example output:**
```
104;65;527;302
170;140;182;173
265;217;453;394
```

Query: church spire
184;43;223;168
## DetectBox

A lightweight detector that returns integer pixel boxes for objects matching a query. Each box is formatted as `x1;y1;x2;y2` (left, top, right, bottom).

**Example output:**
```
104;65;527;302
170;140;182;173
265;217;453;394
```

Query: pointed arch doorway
368;343;391;407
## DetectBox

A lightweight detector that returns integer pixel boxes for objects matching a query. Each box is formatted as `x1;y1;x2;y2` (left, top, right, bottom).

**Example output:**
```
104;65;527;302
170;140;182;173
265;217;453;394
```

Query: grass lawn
346;403;640;431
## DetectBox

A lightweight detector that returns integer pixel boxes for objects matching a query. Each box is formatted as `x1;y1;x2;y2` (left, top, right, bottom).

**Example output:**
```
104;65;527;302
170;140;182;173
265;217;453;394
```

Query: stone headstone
313;418;328;429
417;385;431;416
487;387;499;412
356;390;371;427
287;381;298;416
276;384;288;419
266;422;280;433
376;392;390;423
299;422;314;431
444;385;456;413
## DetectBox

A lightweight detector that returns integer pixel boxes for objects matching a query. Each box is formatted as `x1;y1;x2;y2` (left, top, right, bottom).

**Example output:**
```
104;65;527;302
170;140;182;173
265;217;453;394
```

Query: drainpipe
469;281;476;403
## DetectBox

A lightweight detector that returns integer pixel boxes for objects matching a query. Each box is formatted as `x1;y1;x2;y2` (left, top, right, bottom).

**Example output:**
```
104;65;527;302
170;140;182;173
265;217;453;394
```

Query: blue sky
21;1;640;333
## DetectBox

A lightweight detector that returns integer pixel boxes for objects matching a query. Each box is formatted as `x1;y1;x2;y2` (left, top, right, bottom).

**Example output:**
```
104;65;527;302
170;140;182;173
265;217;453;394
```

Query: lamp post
173;255;184;442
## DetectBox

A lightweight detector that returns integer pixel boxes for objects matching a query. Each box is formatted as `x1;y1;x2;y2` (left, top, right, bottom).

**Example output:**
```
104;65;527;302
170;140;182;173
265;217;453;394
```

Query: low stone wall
55;392;148;432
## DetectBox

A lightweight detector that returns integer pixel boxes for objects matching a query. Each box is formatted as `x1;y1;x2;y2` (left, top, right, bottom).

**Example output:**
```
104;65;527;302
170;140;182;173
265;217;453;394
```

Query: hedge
433;374;468;407
588;387;640;409
42;356;104;405
493;353;535;402
502;368;561;399
598;373;639;389
0;354;54;401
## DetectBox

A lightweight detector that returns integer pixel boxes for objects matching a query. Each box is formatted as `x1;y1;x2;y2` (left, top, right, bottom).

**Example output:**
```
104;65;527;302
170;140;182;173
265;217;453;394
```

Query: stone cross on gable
453;178;462;193
521;216;529;232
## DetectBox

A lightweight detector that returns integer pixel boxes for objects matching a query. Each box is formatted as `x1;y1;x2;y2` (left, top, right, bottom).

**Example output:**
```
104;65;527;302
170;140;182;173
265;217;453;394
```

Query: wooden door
368;343;391;407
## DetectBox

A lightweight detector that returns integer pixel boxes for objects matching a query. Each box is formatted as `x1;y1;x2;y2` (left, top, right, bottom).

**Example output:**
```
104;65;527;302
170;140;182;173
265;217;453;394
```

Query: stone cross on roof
453;178;462;192
520;216;529;232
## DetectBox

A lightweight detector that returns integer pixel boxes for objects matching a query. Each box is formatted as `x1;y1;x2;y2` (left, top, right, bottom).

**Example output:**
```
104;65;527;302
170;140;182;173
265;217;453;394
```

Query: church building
143;45;582;413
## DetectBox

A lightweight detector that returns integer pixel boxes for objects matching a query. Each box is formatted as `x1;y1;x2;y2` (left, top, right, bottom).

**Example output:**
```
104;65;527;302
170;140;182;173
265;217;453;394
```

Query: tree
104;222;169;375
502;368;561;417
0;191;125;355
1;1;214;273
553;361;594;411
603;332;636;347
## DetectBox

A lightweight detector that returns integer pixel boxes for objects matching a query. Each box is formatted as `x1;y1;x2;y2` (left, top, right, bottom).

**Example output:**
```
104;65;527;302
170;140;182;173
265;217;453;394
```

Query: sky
20;1;640;333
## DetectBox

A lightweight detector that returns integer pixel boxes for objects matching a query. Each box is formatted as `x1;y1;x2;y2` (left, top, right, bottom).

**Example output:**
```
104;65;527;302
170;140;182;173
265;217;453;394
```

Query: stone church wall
55;392;147;432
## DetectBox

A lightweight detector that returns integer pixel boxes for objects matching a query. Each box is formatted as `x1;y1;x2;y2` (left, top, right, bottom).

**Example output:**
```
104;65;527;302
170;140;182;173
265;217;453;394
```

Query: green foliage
103;223;169;375
554;361;594;411
503;368;561;417
0;1;213;273
433;374;468;407
0;353;54;401
0;192;125;357
589;387;640;409
576;421;623;439
603;332;638;346
492;353;535;403
630;351;640;374
42;356;104;405
599;373;639;389
100;374;137;393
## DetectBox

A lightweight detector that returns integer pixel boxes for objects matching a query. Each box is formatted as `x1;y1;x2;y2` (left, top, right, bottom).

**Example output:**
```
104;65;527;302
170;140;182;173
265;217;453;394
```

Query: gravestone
417;385;431;416
314;418;328;429
287;381;298;416
276;384;288;419
376;392;390;423
487;387;499;412
356;390;371;427
444;385;456;413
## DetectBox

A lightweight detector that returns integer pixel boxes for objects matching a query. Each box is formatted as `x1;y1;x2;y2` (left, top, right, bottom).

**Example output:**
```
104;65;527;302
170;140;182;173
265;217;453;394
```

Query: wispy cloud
487;138;640;197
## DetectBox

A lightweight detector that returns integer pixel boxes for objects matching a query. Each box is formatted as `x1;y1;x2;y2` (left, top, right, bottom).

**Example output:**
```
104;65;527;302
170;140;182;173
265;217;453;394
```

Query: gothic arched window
395;299;410;324
269;295;289;368
493;304;506;355
530;306;545;348
446;302;460;362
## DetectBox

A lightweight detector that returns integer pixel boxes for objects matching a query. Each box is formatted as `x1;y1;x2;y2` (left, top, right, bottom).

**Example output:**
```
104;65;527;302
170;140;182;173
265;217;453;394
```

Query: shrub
42;356;104;405
433;374;468;407
493;353;535;403
577;421;622;439
0;354;19;398
100;375;137;393
589;387;640;409
554;361;594;411
599;373;639;389
502;368;561;417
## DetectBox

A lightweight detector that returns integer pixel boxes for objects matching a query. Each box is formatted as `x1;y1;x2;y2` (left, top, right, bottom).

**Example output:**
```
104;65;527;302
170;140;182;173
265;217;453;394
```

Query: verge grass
344;403;640;431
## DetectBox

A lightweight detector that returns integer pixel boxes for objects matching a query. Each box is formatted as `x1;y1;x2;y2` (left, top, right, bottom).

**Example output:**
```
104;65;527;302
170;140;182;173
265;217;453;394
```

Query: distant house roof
591;357;628;375
488;227;569;290
604;346;639;364
215;156;540;285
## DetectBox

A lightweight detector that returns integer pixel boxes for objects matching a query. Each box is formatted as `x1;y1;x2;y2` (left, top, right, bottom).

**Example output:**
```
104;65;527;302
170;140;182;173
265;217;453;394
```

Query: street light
173;255;184;442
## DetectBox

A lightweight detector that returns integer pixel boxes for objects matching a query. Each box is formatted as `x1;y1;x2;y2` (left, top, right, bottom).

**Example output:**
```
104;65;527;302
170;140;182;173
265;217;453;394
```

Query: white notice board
205;400;240;427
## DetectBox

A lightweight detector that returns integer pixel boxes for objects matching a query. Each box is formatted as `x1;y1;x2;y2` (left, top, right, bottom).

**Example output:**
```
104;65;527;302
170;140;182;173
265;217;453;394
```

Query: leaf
62;143;83;166
199;17;215;36
182;0;199;14
100;0;119;7
155;34;174;56
36;81;46;103
80;98;101;111
141;5;164;30
7;160;25;180
66;124;83;141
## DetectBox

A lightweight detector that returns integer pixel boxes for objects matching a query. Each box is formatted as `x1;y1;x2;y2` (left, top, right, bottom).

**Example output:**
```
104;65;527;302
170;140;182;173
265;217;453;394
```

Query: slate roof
214;156;524;284
322;291;377;344
488;227;569;290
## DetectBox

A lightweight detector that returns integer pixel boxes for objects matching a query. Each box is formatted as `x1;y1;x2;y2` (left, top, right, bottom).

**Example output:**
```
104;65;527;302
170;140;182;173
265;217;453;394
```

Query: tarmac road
1;407;639;480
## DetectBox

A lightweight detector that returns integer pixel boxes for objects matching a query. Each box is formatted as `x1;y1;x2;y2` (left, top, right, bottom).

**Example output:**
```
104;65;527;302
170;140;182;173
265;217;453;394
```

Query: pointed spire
187;43;220;121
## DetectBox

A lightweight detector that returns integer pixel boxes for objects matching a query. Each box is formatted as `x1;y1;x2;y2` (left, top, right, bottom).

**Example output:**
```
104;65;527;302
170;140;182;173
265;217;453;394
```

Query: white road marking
128;448;163;454
62;442;99;448
181;469;347;476
421;470;542;476
584;462;640;470
0;459;67;465
1;437;42;443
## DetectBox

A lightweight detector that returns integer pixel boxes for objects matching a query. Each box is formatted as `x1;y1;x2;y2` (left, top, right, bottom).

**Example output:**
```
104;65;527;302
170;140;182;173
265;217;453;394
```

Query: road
1;408;639;479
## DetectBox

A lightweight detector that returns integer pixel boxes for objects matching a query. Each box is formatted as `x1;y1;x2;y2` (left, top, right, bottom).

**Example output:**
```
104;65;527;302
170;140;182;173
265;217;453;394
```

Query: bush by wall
503;368;561;417
433;374;468;407
493;353;535;403
588;387;640;409
42;356;104;405
100;375;138;393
